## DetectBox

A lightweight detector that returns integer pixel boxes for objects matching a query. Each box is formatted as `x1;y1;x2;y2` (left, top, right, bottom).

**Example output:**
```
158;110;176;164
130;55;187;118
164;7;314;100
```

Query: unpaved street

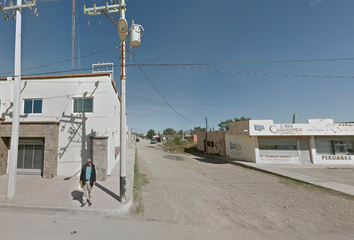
137;140;354;240
1;140;354;240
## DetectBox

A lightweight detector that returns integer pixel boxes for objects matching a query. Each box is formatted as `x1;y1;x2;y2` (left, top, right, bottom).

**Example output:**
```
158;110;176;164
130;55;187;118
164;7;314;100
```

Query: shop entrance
17;139;44;175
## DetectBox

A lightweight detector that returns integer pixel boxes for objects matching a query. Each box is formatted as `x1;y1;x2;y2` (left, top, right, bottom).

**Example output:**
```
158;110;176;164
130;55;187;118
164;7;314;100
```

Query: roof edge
0;72;111;81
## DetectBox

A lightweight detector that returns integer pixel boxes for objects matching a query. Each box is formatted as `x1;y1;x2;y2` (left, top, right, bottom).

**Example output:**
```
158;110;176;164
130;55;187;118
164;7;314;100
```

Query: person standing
79;158;96;207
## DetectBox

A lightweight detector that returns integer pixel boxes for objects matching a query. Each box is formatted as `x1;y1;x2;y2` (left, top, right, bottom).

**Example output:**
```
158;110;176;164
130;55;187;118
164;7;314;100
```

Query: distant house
0;73;123;179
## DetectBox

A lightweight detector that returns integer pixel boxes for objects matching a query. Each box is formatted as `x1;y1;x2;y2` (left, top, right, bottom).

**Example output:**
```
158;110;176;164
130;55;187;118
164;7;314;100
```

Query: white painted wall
0;74;121;176
225;133;256;162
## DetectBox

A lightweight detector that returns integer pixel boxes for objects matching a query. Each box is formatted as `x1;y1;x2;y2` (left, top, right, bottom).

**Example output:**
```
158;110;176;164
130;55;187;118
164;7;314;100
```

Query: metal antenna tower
71;0;75;74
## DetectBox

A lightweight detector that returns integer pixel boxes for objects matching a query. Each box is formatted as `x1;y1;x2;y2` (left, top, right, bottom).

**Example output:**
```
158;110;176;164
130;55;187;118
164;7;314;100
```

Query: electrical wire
125;57;354;67
171;65;354;79
0;47;119;77
4;60;354;80
2;53;354;77
131;54;204;125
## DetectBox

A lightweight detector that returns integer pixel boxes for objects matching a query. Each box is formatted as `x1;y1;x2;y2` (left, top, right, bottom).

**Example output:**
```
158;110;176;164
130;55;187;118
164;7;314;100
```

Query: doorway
17;139;44;175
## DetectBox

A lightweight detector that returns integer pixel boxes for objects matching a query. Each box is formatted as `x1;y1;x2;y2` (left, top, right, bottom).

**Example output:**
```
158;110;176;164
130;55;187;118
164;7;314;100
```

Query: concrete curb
0;199;133;216
208;155;354;197
0;144;137;216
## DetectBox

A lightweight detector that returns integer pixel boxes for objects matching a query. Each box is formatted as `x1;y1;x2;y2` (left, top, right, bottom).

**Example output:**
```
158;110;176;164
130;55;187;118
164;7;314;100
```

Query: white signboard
250;122;354;136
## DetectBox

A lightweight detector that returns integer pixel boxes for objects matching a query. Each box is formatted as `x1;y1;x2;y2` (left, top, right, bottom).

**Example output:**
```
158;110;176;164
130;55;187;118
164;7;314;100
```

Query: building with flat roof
198;119;354;164
0;73;122;179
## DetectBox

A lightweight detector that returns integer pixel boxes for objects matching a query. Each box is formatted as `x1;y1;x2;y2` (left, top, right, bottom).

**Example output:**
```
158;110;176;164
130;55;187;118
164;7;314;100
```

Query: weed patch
132;149;149;215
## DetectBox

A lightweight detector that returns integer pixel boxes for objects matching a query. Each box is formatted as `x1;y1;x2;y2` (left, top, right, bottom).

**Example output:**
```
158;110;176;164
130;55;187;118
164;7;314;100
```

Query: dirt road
136;140;354;240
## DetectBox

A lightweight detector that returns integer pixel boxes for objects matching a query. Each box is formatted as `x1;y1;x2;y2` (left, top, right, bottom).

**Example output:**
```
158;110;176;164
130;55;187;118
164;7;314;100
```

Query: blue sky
1;0;354;134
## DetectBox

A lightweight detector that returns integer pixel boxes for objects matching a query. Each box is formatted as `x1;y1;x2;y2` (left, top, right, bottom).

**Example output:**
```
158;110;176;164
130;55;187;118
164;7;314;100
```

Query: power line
132;54;204;125
0;46;119;76
127;57;354;66
4;60;354;80
171;65;354;79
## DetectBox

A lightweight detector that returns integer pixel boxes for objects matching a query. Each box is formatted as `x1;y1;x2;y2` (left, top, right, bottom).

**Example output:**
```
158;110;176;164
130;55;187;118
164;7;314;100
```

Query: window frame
315;139;354;156
73;97;94;113
23;99;43;114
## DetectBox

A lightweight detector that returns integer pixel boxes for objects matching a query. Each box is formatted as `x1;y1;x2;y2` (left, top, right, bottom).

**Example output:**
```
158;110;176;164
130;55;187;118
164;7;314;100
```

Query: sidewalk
213;156;354;196
0;143;136;215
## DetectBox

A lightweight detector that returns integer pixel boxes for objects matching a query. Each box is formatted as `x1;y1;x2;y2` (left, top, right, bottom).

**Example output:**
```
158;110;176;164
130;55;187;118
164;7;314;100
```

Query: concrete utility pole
0;0;38;199
71;0;75;73
83;0;144;203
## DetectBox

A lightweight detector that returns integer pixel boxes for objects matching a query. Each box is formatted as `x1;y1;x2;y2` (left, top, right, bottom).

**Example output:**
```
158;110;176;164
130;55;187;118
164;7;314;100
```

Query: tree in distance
146;129;156;139
190;126;205;134
163;128;176;136
218;116;251;130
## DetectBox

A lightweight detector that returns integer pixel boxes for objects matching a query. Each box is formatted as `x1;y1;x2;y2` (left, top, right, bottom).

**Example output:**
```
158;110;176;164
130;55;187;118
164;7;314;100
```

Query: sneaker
81;202;86;207
88;202;92;206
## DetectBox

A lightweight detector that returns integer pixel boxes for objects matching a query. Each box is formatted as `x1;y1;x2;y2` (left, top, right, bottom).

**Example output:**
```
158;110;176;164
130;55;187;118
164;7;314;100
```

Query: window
259;145;297;150
258;138;297;150
24;99;42;114
207;141;214;147
316;139;354;155
73;98;93;113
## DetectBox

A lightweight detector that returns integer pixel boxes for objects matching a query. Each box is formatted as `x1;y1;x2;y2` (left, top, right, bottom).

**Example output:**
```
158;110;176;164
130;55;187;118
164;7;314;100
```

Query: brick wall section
0;137;9;175
197;131;226;157
0;122;60;178
90;136;108;181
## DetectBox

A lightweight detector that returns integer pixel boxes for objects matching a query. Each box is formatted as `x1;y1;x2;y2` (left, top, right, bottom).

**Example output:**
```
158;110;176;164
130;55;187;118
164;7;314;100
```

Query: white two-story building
0;72;122;179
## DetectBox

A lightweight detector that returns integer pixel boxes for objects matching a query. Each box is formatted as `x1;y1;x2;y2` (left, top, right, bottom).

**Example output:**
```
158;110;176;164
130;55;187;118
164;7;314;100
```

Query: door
299;138;312;164
17;139;44;174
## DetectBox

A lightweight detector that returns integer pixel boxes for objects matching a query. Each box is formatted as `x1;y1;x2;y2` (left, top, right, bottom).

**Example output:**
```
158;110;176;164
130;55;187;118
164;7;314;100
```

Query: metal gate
17;139;44;174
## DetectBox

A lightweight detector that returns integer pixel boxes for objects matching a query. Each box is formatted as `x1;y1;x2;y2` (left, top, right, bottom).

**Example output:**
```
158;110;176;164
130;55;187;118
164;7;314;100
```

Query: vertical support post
7;0;22;199
120;39;127;203
205;117;208;153
71;0;75;73
181;122;183;141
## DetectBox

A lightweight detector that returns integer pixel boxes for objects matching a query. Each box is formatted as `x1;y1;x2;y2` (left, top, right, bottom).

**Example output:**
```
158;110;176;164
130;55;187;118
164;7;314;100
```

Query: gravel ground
136;140;354;240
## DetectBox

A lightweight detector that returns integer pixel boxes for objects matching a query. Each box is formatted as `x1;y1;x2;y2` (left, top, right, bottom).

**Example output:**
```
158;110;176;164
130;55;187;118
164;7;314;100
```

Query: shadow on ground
95;183;120;202
71;190;83;203
193;157;229;164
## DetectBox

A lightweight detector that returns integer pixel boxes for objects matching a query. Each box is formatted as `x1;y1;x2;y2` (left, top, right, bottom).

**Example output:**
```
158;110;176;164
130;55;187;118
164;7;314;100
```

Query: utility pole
83;0;144;203
71;0;75;73
0;0;38;199
181;122;184;141
205;117;208;152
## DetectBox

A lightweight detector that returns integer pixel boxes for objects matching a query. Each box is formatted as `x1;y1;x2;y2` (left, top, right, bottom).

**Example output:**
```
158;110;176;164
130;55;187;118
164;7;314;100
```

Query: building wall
0;74;121;176
197;132;206;152
0;137;9;175
205;131;226;156
0;122;60;178
225;133;257;162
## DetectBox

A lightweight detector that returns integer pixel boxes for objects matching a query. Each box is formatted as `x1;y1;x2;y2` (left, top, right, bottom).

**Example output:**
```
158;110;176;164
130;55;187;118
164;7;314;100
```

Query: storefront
225;119;354;164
